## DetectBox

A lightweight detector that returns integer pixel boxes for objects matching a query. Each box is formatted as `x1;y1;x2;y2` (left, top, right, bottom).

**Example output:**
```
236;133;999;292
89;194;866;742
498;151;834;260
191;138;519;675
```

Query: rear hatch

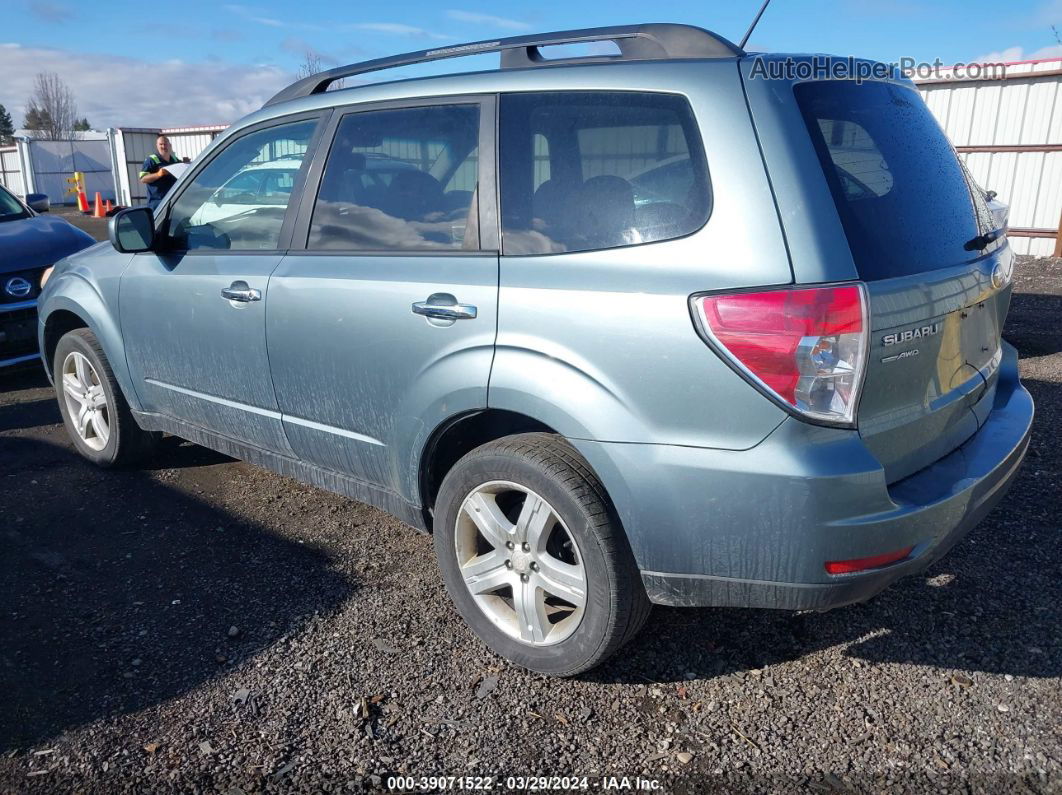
793;78;1012;483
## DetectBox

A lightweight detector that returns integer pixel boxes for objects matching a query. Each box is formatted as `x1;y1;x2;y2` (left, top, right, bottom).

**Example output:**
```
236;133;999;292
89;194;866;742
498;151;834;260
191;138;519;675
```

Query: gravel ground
1;256;1060;793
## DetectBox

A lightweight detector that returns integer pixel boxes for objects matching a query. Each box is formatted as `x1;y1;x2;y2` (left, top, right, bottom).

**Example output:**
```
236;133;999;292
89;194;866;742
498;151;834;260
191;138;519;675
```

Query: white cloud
446;10;531;31
223;4;286;28
973;43;1062;63
0;43;292;128
344;23;450;40
220;6;448;40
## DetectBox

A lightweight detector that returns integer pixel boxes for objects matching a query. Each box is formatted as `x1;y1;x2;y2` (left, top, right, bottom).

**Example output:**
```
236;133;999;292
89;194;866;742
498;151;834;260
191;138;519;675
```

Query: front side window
499;92;711;255
0;184;28;222
308;104;480;251
166;119;317;251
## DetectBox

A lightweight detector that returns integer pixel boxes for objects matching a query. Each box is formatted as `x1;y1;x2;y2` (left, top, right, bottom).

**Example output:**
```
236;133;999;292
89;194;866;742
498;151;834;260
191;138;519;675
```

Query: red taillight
693;285;868;425
825;546;913;575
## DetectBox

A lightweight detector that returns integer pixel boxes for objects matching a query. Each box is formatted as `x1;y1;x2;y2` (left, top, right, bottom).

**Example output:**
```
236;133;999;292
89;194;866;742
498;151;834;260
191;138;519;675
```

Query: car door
267;97;498;497
121;113;327;453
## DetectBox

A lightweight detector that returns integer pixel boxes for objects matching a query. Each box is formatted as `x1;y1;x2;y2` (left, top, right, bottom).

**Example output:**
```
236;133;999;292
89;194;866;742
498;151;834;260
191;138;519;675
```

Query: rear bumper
0;299;41;369
571;341;1033;610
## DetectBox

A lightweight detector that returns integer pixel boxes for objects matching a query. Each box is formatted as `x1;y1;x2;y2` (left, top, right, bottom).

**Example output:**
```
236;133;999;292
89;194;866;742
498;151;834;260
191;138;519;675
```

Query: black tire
53;328;159;468
433;432;651;676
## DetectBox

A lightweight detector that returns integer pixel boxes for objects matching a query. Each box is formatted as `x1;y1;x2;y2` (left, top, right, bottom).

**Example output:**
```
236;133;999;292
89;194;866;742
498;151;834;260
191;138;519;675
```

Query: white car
190;159;303;227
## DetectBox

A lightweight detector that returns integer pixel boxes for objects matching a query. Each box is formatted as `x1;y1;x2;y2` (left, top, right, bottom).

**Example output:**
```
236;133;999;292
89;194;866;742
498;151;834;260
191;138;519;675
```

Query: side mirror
26;193;50;212
108;206;156;253
985;190;998;202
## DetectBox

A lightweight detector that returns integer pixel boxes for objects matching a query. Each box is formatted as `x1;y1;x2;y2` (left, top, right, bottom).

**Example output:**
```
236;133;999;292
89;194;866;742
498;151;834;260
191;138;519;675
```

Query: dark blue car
0;182;95;368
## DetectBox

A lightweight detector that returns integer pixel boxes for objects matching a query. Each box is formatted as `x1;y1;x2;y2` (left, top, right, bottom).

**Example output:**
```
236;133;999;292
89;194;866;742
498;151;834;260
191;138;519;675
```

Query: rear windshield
795;80;983;281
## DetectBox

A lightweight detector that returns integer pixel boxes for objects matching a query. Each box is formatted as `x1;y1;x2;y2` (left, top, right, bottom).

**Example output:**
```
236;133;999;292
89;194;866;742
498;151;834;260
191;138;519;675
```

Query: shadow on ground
1005;292;1062;357
0;435;355;752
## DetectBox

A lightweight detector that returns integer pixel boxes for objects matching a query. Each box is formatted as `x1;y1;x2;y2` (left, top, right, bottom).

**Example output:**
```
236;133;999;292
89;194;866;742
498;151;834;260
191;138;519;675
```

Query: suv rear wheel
433;433;650;675
53;328;159;467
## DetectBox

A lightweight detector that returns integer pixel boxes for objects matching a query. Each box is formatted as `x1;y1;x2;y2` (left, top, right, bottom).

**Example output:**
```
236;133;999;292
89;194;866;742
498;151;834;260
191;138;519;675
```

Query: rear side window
499;92;710;255
308;104;480;251
795;80;982;280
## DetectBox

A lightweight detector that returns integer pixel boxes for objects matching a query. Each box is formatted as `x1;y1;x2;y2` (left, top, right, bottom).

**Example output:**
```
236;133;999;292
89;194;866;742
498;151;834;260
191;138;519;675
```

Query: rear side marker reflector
825;546;913;575
693;284;869;426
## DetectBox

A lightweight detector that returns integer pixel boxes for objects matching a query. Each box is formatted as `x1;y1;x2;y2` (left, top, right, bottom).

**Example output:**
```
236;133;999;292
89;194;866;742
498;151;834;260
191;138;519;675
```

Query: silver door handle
412;300;477;320
221;282;261;303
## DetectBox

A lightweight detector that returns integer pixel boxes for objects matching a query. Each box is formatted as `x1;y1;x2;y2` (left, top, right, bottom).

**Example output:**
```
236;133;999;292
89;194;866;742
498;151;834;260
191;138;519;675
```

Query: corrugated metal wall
26;138;114;205
114;129;162;206
0;146;24;196
918;59;1062;256
166;130;223;161
0;138;113;205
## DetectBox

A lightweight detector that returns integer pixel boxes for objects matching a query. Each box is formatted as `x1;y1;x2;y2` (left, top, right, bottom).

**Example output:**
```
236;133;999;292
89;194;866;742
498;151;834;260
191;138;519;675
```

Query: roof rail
264;23;744;107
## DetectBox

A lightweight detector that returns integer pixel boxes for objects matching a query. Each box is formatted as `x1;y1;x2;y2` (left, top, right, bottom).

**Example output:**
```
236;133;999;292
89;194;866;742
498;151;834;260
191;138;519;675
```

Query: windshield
0;184;29;222
795;80;982;280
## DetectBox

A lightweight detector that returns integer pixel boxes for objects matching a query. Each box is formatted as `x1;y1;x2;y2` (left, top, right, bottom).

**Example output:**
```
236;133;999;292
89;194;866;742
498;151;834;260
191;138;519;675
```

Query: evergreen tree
23;106;53;135
0;104;13;145
73;117;91;132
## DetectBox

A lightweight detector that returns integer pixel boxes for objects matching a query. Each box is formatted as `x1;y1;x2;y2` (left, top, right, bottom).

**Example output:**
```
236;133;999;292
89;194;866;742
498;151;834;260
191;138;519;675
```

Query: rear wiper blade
964;227;1005;251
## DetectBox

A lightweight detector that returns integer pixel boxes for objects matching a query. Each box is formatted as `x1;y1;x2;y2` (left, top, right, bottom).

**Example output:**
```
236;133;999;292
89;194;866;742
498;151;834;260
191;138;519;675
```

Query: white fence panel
992;83;1030;145
969;84;1002;145
1022;81;1059;144
0;147;24;196
114;129;162;206
1033;152;1062;229
920;59;1062;256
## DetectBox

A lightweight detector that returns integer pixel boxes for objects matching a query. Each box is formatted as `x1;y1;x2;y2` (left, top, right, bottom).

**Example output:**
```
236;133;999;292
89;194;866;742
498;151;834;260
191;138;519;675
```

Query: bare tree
296;50;324;80
24;72;78;140
295;49;342;88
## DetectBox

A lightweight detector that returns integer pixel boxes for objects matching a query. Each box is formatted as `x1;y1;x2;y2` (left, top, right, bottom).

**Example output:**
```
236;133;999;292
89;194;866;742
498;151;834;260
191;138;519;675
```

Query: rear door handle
221;281;261;303
412;295;477;320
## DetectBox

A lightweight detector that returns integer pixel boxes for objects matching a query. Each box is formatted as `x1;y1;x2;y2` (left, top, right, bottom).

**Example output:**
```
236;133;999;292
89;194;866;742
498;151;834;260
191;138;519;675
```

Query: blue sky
2;0;1060;128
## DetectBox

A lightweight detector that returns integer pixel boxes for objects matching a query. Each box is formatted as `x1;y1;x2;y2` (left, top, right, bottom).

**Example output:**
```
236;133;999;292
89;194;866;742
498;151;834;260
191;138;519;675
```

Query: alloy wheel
61;351;110;452
454;481;587;646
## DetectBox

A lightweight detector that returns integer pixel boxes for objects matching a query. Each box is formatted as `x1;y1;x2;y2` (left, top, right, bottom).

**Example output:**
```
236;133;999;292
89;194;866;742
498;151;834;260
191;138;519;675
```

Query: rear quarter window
795;80;983;281
499;91;711;255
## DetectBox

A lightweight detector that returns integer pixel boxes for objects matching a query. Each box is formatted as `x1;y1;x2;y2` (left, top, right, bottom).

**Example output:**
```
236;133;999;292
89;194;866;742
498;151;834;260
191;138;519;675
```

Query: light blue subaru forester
37;25;1034;675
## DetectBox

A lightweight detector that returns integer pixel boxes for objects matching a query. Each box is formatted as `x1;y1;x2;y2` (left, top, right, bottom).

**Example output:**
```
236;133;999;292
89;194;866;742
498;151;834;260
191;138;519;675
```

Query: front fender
38;271;141;412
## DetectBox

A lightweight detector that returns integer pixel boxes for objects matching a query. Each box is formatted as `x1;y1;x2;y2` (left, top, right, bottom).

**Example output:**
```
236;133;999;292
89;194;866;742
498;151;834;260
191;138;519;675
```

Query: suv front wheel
53;328;159;467
433;433;650;675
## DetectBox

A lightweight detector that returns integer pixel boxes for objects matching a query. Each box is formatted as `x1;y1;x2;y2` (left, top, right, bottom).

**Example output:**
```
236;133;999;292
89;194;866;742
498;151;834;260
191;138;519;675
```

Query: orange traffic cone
92;192;104;218
77;188;89;214
104;199;113;215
